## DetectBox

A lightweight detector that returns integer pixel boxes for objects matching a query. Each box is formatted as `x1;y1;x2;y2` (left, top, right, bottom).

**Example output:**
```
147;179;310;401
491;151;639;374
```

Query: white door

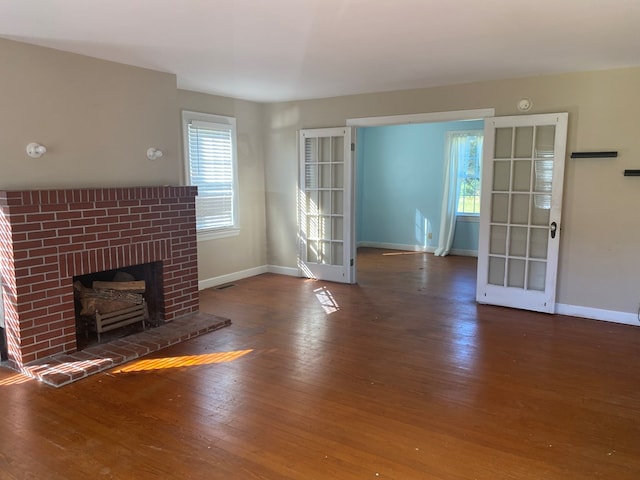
476;113;568;313
298;127;355;283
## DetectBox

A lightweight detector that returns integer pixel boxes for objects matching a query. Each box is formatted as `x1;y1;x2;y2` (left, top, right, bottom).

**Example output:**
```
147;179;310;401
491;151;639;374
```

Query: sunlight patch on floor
112;349;254;373
0;372;33;386
314;286;339;314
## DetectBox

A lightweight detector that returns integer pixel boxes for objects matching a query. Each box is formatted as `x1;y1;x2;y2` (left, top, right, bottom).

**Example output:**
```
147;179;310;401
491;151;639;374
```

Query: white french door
476;113;568;313
298;127;355;283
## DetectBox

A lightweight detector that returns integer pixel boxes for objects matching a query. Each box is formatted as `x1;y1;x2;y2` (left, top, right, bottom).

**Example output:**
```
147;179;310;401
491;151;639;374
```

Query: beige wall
0;38;267;284
264;67;640;315
0;38;181;189
3;36;640;316
177;91;267;282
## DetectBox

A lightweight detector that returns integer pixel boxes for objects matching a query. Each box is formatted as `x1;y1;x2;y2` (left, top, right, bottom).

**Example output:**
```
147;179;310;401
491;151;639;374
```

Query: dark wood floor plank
1;247;640;479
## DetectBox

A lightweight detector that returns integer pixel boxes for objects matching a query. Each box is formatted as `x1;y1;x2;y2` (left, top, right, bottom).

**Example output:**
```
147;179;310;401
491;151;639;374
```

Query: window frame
182;110;240;241
448;130;483;218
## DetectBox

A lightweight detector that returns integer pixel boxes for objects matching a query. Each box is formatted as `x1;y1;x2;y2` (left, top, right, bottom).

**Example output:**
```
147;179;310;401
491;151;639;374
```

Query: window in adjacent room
450;131;483;216
182;111;239;240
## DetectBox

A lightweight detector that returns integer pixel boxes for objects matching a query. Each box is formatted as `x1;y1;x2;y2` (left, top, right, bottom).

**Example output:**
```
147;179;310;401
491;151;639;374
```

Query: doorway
356;120;484;256
347;109;494;283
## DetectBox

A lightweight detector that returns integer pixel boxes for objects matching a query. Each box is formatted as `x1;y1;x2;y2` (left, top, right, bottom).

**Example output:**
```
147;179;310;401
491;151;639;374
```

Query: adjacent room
1;1;640;478
356;120;484;257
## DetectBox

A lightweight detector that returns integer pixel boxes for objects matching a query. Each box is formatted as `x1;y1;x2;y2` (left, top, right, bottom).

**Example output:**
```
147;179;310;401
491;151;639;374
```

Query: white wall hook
26;142;47;158
147;148;163;160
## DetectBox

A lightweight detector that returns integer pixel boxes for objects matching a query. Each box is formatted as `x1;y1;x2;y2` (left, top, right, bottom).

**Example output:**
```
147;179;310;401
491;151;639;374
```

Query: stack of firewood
74;279;146;316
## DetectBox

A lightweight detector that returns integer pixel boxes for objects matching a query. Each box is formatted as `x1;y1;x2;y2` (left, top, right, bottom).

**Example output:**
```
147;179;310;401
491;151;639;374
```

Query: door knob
550;221;557;239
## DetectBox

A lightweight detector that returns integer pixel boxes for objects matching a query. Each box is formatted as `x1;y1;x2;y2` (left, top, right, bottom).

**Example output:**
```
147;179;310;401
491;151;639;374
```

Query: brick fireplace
0;186;199;370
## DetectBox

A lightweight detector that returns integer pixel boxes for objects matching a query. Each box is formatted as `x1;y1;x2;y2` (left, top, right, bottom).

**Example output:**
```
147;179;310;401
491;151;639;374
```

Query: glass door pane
303;135;345;266
299;127;353;283
478;113;568;313
485;123;557;292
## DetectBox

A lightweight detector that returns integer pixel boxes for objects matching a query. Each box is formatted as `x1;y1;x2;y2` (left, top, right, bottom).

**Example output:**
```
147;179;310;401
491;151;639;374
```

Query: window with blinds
182;111;239;238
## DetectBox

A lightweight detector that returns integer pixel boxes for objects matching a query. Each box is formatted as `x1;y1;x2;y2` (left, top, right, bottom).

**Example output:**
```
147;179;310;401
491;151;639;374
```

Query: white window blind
185;116;238;233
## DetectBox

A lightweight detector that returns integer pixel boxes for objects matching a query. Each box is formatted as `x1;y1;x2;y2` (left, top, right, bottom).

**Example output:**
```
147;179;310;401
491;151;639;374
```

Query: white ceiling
2;0;640;103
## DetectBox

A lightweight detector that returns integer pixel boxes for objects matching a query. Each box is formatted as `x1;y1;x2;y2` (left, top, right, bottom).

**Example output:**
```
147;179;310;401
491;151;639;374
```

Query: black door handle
550;221;557;239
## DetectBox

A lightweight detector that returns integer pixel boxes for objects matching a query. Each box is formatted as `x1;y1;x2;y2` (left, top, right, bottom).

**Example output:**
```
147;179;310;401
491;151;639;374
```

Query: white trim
357;242;477;257
357;241;435;253
556;303;640;327
197;265;640;329
198;265;301;290
198;266;268;290
267;265;300;277
346;109;495;127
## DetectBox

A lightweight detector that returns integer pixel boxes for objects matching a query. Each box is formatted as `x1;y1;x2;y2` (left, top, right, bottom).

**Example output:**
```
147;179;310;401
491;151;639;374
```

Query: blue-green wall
356;120;483;254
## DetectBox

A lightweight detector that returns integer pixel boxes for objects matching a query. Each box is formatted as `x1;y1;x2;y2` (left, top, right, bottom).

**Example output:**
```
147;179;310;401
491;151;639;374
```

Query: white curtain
434;133;469;256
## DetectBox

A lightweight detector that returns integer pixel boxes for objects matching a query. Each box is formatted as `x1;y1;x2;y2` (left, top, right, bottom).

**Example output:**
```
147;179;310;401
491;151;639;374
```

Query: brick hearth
23;312;231;387
0;186;199;370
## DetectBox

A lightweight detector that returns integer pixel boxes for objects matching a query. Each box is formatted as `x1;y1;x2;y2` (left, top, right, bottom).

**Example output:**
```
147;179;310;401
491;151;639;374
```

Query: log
93;280;146;293
75;282;144;316
80;298;134;316
85;289;144;304
74;280;146;316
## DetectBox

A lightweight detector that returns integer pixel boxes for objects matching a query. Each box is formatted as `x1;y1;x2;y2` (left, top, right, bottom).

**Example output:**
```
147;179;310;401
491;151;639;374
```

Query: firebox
0;274;6;361
0;186;199;369
73;261;164;347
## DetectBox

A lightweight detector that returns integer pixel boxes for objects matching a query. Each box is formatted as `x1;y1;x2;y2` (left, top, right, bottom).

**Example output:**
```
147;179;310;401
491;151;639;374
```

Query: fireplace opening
0;327;6;362
73;261;164;349
0;276;6;361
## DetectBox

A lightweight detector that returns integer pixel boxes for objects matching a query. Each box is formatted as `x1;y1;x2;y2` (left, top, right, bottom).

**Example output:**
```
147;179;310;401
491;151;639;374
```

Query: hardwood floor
1;247;639;479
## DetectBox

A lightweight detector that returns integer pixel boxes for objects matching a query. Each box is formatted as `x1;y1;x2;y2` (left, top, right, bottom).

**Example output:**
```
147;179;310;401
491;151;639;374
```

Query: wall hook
26;142;47;158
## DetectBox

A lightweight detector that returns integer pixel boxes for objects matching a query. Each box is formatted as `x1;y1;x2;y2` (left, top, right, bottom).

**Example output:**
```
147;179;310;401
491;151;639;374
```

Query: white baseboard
267;265;299;277
198;265;269;290
198;264;638;329
357;241;478;257
555;303;640;327
357;241;435;253
198;264;300;290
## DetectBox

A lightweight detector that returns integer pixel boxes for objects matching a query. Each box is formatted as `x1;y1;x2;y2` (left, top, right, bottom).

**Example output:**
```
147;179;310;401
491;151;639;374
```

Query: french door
476;113;568;313
298;127;355;283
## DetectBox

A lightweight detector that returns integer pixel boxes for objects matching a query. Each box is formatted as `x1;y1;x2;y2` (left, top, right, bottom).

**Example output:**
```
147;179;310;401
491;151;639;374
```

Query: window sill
197;227;240;242
455;215;479;223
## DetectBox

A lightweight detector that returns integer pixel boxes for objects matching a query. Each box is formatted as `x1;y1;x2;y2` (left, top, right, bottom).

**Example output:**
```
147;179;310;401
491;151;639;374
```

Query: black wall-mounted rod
623;169;640;176
571;151;618;158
